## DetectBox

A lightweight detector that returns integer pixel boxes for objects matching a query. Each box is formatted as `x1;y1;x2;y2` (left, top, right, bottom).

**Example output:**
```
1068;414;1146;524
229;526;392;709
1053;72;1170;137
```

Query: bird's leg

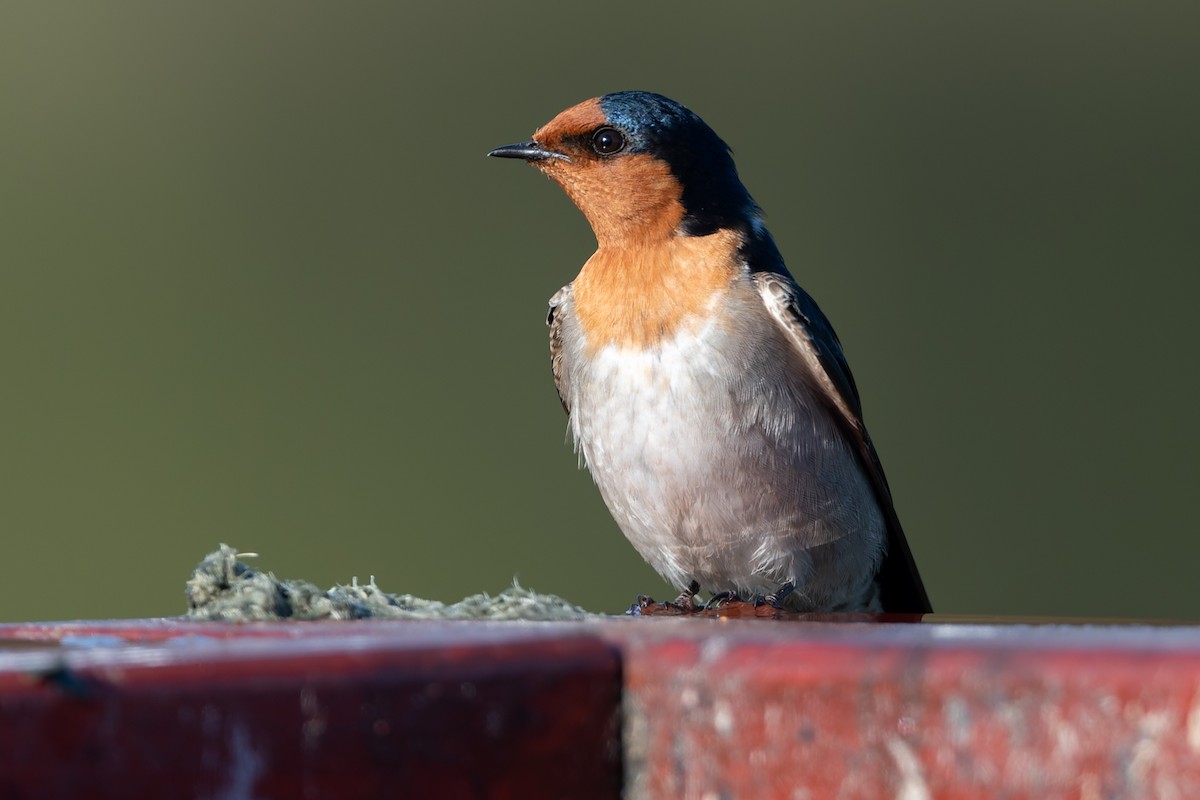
754;581;796;609
667;580;701;611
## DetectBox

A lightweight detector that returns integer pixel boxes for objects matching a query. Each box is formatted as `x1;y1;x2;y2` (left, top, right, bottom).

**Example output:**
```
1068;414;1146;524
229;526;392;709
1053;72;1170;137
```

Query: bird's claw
754;582;796;609
703;591;743;610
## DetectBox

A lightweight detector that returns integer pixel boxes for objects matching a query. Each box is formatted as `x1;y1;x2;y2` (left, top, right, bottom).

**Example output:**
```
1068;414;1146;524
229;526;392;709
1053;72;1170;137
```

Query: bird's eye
591;127;625;156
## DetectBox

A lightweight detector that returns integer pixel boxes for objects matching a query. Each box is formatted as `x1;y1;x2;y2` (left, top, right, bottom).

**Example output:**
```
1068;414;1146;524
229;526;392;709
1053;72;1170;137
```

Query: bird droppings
885;737;932;800
1187;692;1200;753
185;544;592;622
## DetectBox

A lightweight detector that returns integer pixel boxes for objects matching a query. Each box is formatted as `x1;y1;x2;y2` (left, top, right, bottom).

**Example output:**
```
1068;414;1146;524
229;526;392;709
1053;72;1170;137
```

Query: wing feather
547;284;572;415
754;271;932;613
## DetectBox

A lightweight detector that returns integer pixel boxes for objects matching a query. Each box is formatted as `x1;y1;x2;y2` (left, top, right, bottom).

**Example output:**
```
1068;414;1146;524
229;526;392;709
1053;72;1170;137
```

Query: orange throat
570;229;744;351
525;97;745;350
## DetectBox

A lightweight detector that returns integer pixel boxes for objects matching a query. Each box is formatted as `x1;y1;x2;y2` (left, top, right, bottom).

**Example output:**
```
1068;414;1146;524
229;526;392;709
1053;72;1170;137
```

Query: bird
488;91;930;613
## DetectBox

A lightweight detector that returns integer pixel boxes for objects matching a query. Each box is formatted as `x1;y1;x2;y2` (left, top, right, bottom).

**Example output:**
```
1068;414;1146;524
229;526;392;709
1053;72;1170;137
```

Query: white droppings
943;696;970;746
885;738;931;800
1041;705;1079;762
1127;710;1172;788
713;701;734;738
1187;690;1200;752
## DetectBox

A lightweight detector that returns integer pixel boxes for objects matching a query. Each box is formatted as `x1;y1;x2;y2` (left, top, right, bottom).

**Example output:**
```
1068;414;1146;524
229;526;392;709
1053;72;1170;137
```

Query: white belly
559;289;885;609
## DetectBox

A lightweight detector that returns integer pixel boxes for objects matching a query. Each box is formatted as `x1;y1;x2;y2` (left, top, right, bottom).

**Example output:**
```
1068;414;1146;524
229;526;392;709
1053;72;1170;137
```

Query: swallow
489;91;931;613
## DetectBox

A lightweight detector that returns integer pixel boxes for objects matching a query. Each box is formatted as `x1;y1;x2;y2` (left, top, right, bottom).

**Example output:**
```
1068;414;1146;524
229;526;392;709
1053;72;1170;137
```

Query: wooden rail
1;616;1198;798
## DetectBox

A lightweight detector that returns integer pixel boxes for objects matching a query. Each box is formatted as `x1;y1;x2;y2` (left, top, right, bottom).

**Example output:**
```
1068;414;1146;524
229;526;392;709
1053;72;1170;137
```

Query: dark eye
591;127;625;155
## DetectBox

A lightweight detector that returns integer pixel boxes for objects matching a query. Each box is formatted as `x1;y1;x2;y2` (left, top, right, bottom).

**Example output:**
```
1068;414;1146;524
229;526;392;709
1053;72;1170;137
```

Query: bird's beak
486;140;571;163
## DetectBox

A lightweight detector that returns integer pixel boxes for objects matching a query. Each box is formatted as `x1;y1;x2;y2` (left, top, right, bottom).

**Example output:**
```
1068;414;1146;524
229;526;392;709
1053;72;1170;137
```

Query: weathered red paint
4;617;1200;798
0;622;622;799
614;620;1200;799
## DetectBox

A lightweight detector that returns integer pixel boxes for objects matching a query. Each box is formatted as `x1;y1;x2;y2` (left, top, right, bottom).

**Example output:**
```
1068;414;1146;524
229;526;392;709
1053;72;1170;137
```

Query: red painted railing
1;615;1199;798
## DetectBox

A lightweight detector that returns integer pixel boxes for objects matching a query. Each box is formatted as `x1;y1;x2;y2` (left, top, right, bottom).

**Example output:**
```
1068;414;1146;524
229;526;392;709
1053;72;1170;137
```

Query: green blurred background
1;2;1197;621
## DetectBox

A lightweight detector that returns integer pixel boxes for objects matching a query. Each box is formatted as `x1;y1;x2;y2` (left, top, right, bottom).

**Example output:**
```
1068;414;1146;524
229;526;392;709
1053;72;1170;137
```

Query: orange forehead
523;96;686;247
532;97;607;145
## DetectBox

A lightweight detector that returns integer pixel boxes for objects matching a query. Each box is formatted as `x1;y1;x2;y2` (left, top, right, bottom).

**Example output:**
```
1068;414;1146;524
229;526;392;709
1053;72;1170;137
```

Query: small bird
489;92;930;613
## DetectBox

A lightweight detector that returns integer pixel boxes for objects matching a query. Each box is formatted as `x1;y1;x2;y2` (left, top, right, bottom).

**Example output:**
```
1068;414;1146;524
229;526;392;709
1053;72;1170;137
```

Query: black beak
486;140;571;162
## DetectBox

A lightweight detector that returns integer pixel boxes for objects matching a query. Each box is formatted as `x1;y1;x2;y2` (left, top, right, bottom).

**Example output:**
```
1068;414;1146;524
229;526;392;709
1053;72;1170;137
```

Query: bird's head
489;91;758;248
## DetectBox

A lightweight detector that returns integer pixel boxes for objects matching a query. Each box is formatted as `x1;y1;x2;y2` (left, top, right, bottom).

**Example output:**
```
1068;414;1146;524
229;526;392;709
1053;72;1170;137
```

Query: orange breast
571;229;744;351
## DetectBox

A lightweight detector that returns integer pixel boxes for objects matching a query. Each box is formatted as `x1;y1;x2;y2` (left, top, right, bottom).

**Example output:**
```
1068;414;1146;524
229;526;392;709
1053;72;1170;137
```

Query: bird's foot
703;591;745;610
627;581;702;616
753;582;796;610
667;580;702;612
